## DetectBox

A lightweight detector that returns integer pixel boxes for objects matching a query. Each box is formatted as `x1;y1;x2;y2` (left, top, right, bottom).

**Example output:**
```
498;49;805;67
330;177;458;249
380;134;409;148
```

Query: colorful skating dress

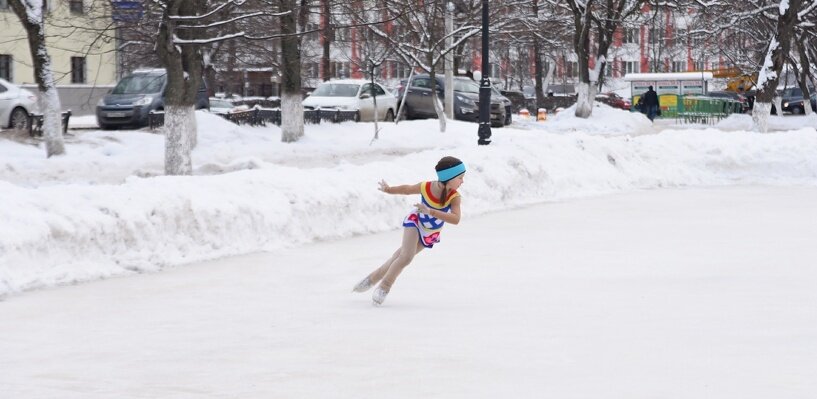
402;181;460;248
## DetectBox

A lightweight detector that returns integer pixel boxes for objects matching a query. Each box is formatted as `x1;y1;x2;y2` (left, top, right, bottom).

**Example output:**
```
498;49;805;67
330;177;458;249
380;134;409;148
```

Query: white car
303;79;397;122
208;98;234;115
0;78;38;130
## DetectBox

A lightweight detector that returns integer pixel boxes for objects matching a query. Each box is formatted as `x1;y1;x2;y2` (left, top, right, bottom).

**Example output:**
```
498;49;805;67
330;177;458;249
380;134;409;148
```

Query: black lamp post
477;0;491;145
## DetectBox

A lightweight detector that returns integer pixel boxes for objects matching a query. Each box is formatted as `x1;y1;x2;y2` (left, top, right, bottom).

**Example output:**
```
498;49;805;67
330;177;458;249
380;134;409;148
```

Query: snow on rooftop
624;72;714;81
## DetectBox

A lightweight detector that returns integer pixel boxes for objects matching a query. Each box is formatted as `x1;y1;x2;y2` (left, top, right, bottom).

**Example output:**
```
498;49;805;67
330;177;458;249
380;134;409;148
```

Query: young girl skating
353;156;466;306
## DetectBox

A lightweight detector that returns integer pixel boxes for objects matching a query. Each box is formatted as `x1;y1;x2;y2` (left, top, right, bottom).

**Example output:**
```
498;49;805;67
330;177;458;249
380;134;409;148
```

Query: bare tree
553;0;645;118
7;0;66;157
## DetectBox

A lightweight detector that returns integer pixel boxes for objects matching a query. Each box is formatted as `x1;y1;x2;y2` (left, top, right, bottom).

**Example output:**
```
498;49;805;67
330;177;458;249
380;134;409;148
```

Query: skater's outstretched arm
378;180;421;195
415;196;462;225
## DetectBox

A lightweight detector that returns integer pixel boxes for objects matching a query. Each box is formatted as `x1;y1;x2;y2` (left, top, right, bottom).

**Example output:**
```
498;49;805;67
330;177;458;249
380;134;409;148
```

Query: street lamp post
477;0;491;145
444;2;454;120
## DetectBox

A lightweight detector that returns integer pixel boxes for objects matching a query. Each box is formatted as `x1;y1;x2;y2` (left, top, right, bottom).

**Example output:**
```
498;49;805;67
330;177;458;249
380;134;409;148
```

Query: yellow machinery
694;67;757;92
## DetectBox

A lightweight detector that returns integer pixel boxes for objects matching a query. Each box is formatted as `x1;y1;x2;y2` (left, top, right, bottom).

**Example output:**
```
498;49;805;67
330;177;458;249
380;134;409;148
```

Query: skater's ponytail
435;156;464;202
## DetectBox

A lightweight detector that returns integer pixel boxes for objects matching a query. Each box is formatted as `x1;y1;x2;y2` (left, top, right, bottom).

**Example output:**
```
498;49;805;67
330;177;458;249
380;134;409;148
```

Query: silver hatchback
0;78;38;130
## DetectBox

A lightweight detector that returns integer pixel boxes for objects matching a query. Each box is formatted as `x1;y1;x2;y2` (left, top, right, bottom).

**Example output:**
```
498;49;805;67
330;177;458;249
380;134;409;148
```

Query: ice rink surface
2;186;816;399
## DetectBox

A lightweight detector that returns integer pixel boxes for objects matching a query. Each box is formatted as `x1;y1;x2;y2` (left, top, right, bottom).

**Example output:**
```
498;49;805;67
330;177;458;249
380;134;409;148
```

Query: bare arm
415;196;462;225
379;180;421;195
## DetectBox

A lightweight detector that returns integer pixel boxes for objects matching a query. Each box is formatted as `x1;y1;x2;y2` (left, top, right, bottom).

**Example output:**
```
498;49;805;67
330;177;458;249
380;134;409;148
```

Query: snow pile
716;113;817;131
516;102;653;136
1;110;817;296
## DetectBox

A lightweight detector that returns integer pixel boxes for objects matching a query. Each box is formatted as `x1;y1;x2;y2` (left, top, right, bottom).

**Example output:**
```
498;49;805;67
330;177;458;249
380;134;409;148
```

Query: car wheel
354;111;361;122
385;109;395;122
10;107;28;130
792;106;803;115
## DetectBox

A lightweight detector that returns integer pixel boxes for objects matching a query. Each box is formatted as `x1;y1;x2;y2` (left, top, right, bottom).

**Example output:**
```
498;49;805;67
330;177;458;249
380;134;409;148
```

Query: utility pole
444;2;454;119
477;0;492;145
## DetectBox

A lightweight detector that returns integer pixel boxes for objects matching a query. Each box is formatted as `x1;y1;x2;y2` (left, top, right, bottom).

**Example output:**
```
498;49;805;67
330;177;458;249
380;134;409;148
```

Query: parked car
492;86;513;125
0;78;38;130
595;92;631;110
96;68;209;129
302;79;397;122
208;98;250;116
500;89;530;114
781;87;817;114
208;98;235;115
396;75;506;127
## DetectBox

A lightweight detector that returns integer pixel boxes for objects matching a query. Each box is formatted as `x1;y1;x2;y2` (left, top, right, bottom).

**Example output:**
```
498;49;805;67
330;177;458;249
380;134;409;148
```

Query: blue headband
437;162;466;182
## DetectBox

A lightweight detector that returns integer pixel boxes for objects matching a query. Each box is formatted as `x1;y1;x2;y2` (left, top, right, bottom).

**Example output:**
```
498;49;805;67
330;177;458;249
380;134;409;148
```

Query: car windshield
312;83;360;97
453;79;480;94
112;74;165;95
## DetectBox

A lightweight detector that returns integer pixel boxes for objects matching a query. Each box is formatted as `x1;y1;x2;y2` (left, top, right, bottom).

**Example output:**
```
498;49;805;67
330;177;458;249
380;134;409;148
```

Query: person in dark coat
641;85;659;121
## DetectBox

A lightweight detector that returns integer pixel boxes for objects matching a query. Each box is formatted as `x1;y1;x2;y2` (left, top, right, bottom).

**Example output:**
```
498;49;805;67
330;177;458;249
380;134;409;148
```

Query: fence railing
633;94;743;124
148;108;360;130
28;111;72;137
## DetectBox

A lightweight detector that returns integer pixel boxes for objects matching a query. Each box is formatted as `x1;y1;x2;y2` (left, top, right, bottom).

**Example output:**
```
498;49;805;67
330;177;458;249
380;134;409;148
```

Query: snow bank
516;102;653;136
1;111;817;297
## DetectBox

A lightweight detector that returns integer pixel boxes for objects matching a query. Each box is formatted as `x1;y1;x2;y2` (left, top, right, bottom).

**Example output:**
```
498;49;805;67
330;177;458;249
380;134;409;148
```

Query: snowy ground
1;186;816;398
2;101;817;397
1;104;817;298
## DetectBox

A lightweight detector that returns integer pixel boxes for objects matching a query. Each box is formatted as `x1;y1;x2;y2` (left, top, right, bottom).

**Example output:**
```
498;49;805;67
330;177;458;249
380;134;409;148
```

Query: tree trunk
428;64;446;132
573;2;594;118
280;0;304;142
156;0;205;175
752;0;801;132
370;65;380;141
164;106;195;175
8;0;65;157
321;0;331;81
531;0;545;111
794;39;813;116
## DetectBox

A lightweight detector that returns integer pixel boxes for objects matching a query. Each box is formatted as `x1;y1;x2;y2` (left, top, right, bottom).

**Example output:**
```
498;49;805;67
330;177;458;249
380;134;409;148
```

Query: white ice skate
372;287;389;306
352;277;373;293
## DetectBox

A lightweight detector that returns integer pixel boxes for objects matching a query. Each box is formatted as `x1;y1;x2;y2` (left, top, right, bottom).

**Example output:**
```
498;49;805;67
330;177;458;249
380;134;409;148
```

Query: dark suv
781;87;817;115
97;68;209;129
396;75;507;127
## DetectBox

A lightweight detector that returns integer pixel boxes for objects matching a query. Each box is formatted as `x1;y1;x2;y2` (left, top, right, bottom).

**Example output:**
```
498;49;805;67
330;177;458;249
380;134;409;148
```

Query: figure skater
352;156;466;306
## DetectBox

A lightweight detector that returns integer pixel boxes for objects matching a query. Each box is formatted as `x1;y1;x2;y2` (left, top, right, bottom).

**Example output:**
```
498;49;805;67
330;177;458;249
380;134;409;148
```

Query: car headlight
456;95;476;106
134;96;153;106
97;98;106;106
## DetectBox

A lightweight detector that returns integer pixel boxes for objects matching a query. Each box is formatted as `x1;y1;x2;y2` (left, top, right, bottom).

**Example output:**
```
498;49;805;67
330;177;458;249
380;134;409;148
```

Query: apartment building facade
0;0;118;86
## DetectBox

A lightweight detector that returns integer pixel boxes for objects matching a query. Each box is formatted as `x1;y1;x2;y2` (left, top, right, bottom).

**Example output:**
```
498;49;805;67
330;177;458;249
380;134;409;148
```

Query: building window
623;28;639;44
0;54;11;81
672;61;686;72
624;61;639;74
71;56;86;83
693;61;705;71
69;0;83;14
306;62;319;78
395;62;411;79
674;29;687;48
331;61;349;78
650;28;663;44
488;63;501;78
